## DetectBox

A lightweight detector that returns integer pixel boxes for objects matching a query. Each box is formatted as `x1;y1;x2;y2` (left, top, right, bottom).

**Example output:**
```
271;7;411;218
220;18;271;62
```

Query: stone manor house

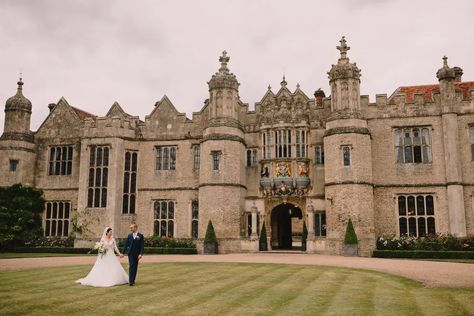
1;37;474;256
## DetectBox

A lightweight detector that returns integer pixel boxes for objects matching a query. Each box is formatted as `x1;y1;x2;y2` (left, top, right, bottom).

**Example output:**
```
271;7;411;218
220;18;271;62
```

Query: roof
388;81;474;104
71;106;97;119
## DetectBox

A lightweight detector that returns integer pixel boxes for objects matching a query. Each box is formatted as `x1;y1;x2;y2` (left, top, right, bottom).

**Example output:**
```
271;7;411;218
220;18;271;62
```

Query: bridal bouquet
90;241;108;257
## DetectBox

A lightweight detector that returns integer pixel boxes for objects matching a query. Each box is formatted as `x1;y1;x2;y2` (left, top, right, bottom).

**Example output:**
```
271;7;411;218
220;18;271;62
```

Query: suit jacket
122;232;145;257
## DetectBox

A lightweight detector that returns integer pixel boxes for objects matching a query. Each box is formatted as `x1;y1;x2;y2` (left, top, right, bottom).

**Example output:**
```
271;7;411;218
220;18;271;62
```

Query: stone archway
270;203;303;250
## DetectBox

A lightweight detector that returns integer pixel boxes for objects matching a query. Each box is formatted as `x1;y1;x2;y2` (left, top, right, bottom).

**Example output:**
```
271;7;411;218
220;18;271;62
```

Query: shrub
5;247;197;255
259;222;267;251
377;234;474;251
0;184;45;249
344;219;358;245
24;236;75;248
143;236;195;248
302;221;308;250
204;220;217;245
373;250;474;260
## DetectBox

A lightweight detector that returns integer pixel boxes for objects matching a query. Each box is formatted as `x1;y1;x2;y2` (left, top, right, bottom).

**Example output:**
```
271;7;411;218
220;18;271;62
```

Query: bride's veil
100;226;112;242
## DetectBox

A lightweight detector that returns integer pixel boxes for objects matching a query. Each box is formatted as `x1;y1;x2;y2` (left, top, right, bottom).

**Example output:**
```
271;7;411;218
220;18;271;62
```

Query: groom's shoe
129;282;135;286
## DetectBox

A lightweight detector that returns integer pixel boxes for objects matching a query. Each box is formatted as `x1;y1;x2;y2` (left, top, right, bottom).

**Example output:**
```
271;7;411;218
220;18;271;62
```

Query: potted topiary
259;222;268;251
203;220;218;254
302;221;308;251
343;218;358;256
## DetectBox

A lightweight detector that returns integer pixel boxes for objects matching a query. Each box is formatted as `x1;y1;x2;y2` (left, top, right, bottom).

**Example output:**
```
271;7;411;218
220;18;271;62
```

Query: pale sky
1;0;473;133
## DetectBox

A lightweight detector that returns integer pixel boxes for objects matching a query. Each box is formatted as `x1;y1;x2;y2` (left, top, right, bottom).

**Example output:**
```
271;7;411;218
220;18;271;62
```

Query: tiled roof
388;81;474;104
71;106;97;119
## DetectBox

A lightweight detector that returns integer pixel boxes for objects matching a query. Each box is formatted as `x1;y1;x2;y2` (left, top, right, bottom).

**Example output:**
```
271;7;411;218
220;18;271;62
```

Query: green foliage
373;250;474;259
344;218;358;245
25;236;75;248
0;184;45;249
377;234;474;251
259;222;267;251
204;220;217;245
5;246;197;255
118;236;196;249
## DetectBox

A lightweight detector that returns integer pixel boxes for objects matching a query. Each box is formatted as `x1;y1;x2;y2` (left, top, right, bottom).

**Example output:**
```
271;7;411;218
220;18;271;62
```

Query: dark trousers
128;255;139;283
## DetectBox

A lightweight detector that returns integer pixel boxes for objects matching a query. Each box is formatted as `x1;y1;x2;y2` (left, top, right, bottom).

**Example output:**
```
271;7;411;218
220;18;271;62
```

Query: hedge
373;250;474;260
4;247;197;255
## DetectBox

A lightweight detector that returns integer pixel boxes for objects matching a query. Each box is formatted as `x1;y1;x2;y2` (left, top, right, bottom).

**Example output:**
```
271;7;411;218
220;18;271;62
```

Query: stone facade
1;38;474;256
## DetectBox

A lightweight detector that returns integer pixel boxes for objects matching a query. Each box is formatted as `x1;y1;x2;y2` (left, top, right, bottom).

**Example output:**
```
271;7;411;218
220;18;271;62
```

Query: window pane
101;188;107;207
63;220;69;236
154;221;160;236
407;196;415;216
168;221;174;237
418;217;426;237
103;147;109;166
168;202;174;219
422;146;430;163
343;147;350;166
394;129;402;146
247;150;251;166
67;161;72;175
89;147;95;167
404;146;413;163
88;168;94;187
154;202;160;219
403;129;412;145
87;189;94;207
422;128;430;145
65;203;70;218
52;202;57;218
125;152;131;171
426;195;434;215
123;195;129;214
315;213;321;236
58;202;64;219
132;153;138;172
58;221;63;237
408;217;417;236
398;196;406;216
192;221;198;239
51;220;57;237
321;214;327;236
399;218;407;236
95;168;102;187
413;128;421;145
413;146;422;163
45;220;50;236
102;168;108;187
130;194;135;214
163;147;169;170
161;201;167;219
160;221;167;237
156;147;162;170
396;147;404;163
416;196;425;215
46;203;51;218
94;188;100;207
130;173;136;193
68;146;73;160
427;217;436;235
96;148;103;166
123;172;130;193
170;147;176;170
50;147;55;161
55;161;60;175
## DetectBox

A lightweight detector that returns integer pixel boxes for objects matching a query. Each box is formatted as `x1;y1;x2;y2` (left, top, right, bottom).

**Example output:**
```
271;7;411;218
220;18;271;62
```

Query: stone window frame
191;200;199;239
44;201;71;237
87;145;109;208
246;148;258;167
193;144;200;171
48;145;74;176
275;129;292;158
9;159;19;172
295;129;308;158
469;124;474;161
314;211;327;237
394;126;432;164
155;145;177;171
153;200;175;238
340;144;352;166
262;130;272;159
211;150;222;171
314;143;324;165
122;151;138;215
397;193;436;237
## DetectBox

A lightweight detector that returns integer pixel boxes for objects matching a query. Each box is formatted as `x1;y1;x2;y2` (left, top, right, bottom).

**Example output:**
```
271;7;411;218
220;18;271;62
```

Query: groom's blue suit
122;233;144;284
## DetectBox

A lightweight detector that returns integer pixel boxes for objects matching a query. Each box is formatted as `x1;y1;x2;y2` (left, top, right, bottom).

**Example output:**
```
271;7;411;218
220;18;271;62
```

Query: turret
0;77;36;186
324;37;375;256
198;51;246;253
1;76;33;142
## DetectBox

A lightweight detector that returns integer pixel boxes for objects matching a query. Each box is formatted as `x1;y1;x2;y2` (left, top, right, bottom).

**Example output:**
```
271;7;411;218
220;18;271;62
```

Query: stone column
307;205;315;240
250;206;258;240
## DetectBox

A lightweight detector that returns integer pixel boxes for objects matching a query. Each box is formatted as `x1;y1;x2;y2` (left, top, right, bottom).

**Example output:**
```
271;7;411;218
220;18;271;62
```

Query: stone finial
337;36;350;59
436;55;456;81
280;75;287;87
268;84;271;90
17;74;24;93
296;83;300;89
453;66;463;82
218;50;230;74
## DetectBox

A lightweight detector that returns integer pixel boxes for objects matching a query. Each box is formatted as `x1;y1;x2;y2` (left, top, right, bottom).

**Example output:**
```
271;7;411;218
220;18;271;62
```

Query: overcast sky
0;0;473;133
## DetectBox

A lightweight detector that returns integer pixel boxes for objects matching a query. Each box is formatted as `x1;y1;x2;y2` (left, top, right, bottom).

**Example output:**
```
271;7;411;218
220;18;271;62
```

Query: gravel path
1;253;473;288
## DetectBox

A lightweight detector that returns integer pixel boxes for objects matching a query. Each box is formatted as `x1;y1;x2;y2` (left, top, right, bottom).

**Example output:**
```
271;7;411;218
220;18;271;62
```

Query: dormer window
9;159;18;172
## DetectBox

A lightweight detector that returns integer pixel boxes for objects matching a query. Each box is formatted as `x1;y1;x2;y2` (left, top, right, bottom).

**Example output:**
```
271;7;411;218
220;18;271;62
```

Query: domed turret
1;76;34;142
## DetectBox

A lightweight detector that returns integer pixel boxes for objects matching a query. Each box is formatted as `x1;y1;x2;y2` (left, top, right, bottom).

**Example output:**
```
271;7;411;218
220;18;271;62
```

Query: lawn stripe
414;288;473;316
373;274;422;316
325;270;377;315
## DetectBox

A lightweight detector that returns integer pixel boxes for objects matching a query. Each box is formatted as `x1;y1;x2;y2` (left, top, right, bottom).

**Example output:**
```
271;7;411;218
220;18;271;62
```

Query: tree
302;221;308;251
259;222;268;251
344;218;358;244
203;220;218;254
0;184;45;249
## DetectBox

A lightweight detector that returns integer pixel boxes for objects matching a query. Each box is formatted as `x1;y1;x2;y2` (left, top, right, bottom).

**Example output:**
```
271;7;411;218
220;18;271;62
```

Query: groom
120;224;144;286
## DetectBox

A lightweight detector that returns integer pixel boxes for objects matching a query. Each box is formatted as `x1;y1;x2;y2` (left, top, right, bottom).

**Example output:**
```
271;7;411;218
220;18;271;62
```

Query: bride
76;227;129;287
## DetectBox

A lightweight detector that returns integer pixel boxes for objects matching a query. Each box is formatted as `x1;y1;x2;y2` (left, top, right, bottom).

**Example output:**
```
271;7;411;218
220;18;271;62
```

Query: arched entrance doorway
270;203;303;250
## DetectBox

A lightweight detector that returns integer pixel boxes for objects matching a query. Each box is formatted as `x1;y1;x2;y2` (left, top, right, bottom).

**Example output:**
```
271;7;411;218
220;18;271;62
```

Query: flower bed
373;250;474;259
376;234;473;251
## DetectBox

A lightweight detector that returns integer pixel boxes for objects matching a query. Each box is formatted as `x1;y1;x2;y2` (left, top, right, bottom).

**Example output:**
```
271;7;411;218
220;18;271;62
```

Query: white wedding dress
76;237;129;287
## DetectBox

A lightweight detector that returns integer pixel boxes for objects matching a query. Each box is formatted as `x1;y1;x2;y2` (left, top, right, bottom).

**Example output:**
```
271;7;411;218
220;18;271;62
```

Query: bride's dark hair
106;228;112;234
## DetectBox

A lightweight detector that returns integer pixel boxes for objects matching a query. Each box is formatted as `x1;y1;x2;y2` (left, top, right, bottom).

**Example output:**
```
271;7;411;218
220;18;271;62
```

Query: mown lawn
0;262;473;316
